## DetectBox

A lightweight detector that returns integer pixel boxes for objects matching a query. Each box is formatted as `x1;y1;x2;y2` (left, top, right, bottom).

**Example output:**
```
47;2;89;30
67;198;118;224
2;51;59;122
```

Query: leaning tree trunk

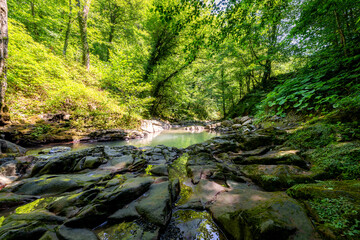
0;0;9;125
76;0;91;71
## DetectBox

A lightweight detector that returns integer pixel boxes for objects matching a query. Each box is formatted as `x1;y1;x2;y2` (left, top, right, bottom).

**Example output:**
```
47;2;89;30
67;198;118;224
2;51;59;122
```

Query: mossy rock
0;193;37;210
236;150;308;168
135;181;172;227
287;180;360;202
210;188;319;240
0;210;64;240
240;164;315;191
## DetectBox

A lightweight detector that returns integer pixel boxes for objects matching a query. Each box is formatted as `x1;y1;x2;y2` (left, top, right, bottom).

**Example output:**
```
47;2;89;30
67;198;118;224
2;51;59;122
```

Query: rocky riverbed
0;121;359;239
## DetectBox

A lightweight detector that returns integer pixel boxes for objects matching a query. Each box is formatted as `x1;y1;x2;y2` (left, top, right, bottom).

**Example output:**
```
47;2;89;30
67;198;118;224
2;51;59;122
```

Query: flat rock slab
178;179;227;209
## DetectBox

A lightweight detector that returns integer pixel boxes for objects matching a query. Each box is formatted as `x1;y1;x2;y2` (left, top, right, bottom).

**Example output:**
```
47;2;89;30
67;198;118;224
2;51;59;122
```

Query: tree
63;0;73;56
76;0;91;70
0;0;9;125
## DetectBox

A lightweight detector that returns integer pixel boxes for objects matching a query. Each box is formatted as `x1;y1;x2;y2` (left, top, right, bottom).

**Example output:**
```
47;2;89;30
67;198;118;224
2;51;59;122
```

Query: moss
286;123;336;149
287;181;360;239
307;142;360;180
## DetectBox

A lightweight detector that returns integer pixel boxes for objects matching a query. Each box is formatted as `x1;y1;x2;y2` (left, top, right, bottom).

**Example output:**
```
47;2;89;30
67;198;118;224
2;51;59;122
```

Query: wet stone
160;210;227;240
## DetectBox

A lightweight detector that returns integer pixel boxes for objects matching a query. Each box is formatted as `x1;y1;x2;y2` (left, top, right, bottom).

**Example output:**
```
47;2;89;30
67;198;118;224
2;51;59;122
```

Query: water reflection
28;130;219;155
164;210;227;240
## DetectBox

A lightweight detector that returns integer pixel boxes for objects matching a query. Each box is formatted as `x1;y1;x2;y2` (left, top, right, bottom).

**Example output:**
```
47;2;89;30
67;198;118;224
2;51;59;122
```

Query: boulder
240;164;314;191
210;188;319;240
234;150;308;168
95;222;159;240
162;210;226;240
13;176;79;196
136;181;172;227
57;226;99;240
0;139;26;155
97;177;154;209
0;210;64;240
108;200;140;221
0;193;38;210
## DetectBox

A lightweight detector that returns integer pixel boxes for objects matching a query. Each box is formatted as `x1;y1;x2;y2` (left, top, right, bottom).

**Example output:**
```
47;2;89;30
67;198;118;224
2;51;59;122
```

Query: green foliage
31;124;52;138
310;197;360;238
309;142;360;180
7;19;138;129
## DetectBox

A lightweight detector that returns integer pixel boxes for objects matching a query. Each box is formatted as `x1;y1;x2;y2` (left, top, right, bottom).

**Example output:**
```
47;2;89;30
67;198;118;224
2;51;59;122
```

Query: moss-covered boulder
240;164;315;191
0;193;37;210
210;188;319;240
234;150;308;168
0;210;65;240
12;176;80;196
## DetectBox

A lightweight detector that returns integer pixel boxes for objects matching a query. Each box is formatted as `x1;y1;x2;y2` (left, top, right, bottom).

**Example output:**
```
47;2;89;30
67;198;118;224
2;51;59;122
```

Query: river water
28;129;220;155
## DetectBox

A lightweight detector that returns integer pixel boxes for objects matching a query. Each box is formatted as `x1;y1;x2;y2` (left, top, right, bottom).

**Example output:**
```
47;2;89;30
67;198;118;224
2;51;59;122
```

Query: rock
240;164;314;191
48;189;100;218
89;129;127;141
221;120;233;128
162;210;226;240
108;200;140;221
210;188;319;240
141;120;170;133
0;222;55;240
238;134;276;151
39;231;59;240
30;147;105;176
178;180;227;209
0;139;26;155
187;165;217;184
12;176;79;196
57;226;99;240
0;210;64;240
2;210;65;225
242;119;253;126
0;193;38;210
234;150;308;168
231;124;243;129
287;180;360;201
236;146;271;157
149;164;168;176
39;147;72;155
82;156;106;169
136;181;172;227
97;177;154;210
234;116;251;124
96;222;159;240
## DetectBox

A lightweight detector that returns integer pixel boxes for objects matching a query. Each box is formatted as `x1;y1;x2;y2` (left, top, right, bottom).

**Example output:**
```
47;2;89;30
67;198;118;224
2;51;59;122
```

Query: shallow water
28;129;219;155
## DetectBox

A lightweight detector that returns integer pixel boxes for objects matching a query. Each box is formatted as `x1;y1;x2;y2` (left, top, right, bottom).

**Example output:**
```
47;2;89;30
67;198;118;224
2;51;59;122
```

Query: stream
27;129;220;156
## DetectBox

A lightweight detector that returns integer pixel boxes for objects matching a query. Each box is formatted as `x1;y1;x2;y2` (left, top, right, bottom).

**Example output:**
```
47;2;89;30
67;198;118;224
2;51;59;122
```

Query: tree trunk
0;0;9;125
63;0;72;56
76;0;91;70
334;10;347;56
